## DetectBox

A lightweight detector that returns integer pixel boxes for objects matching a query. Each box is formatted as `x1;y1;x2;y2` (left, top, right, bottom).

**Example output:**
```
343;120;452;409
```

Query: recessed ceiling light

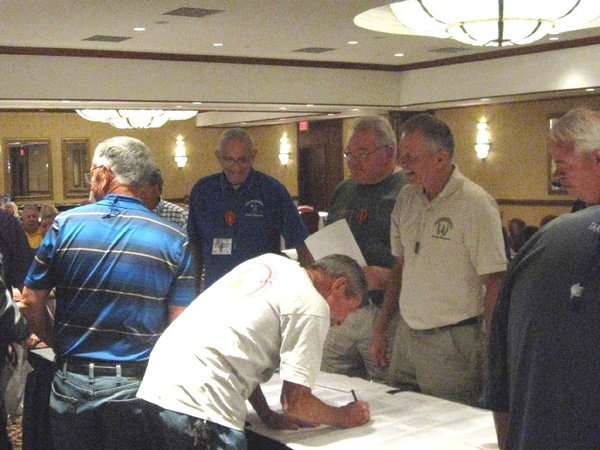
549;36;560;41
394;53;405;57
134;27;145;32
480;98;490;101
213;42;223;47
306;104;314;107
192;101;202;105
351;108;359;111
279;107;287;110
348;41;358;45
61;100;71;103
586;88;596;92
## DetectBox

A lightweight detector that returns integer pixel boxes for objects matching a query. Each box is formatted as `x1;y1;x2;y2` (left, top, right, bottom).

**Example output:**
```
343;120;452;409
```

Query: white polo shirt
137;254;330;431
391;166;507;330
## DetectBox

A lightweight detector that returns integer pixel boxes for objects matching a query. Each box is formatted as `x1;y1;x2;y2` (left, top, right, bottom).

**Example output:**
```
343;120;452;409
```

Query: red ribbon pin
357;209;368;226
225;211;236;226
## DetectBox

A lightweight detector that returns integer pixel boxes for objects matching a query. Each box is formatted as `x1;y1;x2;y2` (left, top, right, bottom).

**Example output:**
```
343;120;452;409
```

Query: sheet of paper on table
304;219;367;267
247;372;498;450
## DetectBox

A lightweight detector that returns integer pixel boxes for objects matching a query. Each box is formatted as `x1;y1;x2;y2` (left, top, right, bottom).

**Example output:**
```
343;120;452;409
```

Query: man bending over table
138;253;371;450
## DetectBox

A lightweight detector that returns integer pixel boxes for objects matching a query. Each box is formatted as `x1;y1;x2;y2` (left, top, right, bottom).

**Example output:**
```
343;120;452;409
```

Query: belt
414;316;481;334
56;357;148;378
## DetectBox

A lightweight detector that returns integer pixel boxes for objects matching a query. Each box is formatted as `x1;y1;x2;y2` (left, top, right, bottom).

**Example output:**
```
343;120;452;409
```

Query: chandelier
76;109;197;129
355;1;600;47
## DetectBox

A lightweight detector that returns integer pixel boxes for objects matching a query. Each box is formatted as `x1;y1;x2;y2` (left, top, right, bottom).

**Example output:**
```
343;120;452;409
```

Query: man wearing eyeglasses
371;113;506;407
20;136;195;450
320;115;406;382
484;108;600;449
187;128;311;292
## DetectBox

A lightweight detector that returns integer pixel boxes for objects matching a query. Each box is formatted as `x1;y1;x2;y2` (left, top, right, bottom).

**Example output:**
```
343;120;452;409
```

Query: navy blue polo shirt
188;169;309;288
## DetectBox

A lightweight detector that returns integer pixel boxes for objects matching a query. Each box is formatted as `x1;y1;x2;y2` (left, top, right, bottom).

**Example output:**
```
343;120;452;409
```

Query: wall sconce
279;132;291;165
475;117;490;159
174;136;188;168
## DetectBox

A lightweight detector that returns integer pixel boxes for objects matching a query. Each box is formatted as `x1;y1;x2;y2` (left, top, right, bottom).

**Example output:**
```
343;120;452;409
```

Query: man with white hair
484;108;600;449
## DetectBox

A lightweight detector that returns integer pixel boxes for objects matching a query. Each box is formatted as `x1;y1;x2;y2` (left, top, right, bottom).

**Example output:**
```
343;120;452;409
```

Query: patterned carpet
7;415;22;450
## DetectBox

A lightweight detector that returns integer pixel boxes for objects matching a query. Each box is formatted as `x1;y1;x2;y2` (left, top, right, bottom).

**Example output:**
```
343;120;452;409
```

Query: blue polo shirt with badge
188;169;309;288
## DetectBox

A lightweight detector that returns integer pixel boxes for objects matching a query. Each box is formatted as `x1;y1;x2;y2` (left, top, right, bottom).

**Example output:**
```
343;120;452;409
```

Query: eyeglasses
220;156;253;167
84;165;104;184
343;147;382;159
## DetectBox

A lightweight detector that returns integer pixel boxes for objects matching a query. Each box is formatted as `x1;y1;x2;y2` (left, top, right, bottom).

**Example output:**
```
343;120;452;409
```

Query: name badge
212;238;232;255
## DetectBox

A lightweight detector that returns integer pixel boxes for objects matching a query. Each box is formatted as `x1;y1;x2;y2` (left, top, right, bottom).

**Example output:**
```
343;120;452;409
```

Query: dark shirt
327;170;407;303
0;209;33;290
188;169;309;288
484;206;600;449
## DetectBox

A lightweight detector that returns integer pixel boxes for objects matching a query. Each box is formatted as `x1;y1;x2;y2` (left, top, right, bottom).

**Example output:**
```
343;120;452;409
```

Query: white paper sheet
246;374;497;450
304;219;367;267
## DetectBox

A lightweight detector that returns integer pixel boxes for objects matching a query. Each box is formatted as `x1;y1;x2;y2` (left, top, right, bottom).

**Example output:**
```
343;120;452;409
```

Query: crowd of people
1;107;598;450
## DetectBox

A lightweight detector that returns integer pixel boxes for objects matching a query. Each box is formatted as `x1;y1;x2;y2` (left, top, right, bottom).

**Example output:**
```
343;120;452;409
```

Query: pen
351;389;357;401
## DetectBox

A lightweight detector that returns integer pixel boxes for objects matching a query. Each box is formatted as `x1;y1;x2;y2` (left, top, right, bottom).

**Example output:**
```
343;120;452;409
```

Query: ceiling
2;0;600;125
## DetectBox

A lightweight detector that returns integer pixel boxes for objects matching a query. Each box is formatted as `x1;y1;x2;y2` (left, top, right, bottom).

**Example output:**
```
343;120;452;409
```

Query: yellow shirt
26;228;44;250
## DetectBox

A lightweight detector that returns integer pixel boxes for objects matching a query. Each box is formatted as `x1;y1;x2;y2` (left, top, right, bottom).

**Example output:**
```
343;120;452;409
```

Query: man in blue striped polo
20;136;195;450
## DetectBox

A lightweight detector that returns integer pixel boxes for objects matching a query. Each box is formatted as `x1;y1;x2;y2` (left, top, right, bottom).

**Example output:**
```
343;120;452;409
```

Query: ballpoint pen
351;389;357;401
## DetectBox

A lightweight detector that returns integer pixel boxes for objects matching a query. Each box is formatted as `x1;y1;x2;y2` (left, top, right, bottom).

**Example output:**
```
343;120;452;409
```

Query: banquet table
245;372;499;450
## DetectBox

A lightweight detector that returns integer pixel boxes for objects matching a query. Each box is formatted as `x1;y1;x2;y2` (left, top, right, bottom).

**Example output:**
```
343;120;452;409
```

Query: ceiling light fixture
75;110;197;129
354;1;600;47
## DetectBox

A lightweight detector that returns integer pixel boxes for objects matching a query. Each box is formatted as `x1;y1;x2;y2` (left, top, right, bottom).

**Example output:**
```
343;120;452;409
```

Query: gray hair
548;108;600;157
350;115;397;156
93;137;157;188
148;167;164;192
311;254;368;303
402;113;454;159
21;204;39;217
4;202;19;218
218;128;254;155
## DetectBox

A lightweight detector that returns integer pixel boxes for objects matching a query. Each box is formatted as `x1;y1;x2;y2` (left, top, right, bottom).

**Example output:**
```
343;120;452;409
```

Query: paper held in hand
304;219;367;267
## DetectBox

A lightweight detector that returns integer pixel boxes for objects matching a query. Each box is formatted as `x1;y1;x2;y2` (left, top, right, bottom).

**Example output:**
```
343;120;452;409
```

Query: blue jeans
49;368;152;450
141;401;247;450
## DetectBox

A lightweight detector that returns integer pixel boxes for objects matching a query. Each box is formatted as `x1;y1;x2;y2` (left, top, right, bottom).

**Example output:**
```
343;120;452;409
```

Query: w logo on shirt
433;217;453;240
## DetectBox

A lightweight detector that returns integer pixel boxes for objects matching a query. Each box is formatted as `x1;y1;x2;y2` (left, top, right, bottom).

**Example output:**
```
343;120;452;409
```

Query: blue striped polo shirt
25;194;195;362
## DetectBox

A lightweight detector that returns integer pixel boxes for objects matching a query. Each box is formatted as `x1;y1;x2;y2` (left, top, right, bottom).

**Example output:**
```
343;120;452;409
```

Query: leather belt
415;316;481;334
56;357;148;378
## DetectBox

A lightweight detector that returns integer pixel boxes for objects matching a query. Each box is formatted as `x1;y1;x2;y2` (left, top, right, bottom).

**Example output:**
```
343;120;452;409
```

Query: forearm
190;244;204;295
284;392;345;426
281;381;368;428
373;258;402;337
295;242;314;268
20;287;54;347
248;385;273;421
362;265;391;292
481;271;504;334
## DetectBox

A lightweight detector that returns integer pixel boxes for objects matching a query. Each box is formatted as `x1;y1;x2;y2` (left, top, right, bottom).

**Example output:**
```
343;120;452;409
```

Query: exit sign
299;121;309;131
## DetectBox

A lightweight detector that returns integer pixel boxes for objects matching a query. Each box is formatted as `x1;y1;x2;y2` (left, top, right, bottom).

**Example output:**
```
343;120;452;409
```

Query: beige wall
0;112;299;205
2;95;599;227
434;96;600;227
